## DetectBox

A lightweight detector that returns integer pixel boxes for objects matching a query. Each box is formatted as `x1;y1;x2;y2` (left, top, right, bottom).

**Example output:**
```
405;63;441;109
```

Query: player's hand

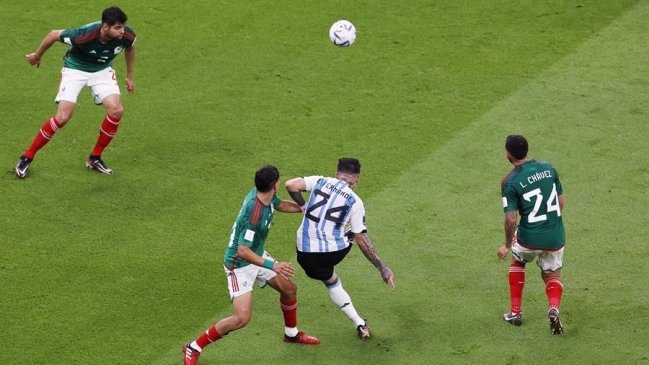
380;266;395;290
125;77;135;94
497;245;510;259
273;261;296;279
25;53;41;67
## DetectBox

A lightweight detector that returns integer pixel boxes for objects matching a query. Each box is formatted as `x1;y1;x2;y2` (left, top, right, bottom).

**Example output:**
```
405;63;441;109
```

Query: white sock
189;341;202;352
285;326;299;337
326;279;365;327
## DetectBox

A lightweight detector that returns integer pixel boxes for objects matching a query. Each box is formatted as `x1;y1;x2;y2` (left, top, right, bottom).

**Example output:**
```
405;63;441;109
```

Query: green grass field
1;1;648;364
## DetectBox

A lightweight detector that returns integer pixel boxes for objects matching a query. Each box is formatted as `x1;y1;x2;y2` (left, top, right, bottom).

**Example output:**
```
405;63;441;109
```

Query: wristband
263;259;275;270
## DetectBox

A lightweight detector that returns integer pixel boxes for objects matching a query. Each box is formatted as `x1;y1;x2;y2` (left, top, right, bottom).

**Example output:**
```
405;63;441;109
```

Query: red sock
508;262;525;314
90;115;121;157
545;278;564;310
281;299;297;328
24;117;62;159
195;325;222;349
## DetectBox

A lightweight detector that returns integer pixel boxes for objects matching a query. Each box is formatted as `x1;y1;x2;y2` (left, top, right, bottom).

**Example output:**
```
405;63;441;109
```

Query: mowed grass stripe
339;2;649;363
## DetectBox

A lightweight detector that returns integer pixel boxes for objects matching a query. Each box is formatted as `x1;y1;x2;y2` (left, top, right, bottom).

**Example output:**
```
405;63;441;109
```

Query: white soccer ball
329;20;356;46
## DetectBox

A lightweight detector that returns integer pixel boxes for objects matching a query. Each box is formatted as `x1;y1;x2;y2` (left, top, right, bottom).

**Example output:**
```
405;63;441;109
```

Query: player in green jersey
182;166;319;365
15;6;136;178
497;135;566;335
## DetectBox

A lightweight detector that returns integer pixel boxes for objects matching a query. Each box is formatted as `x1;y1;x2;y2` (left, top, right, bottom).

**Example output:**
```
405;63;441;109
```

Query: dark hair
102;6;128;26
337;158;361;175
505;135;529;160
255;165;280;192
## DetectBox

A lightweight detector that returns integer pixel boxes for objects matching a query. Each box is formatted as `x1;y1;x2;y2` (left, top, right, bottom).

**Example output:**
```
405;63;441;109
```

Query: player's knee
282;281;297;297
56;113;72;125
233;313;251;329
541;271;561;282
107;105;124;119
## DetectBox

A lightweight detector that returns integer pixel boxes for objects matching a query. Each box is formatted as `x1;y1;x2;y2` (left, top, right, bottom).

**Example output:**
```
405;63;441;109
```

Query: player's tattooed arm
354;232;395;289
498;210;518;259
504;211;517;248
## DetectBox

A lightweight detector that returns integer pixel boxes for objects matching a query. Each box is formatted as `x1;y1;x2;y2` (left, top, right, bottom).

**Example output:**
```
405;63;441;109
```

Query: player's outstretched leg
325;277;369;338
16;116;65;178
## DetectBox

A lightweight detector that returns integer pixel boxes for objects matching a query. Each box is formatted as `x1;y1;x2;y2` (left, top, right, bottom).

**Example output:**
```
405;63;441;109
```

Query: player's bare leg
324;272;370;339
183;293;252;365
16;101;75;178
267;275;320;344
542;271;564;335
86;94;123;175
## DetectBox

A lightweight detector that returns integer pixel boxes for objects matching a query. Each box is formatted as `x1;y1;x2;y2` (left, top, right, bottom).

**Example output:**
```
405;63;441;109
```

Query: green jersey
224;189;281;269
501;160;565;249
59;21;136;72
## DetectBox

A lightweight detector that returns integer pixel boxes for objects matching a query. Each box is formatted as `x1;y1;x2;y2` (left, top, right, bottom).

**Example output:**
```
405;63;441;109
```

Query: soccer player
285;158;395;339
498;135;566;335
15;6;136;178
182;166;319;365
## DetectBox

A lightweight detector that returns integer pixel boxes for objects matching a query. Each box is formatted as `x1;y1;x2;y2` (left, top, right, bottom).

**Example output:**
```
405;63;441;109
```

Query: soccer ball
329;20;356;46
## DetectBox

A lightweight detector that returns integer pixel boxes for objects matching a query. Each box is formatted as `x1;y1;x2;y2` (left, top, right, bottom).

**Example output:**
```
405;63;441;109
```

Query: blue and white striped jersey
296;176;366;253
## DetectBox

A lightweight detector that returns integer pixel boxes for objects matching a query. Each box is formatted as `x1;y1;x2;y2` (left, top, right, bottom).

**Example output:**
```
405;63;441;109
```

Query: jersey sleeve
304;176;323;192
59;27;82;46
349;199;367;233
59;22;99;46
501;181;519;213
271;195;281;208
236;203;257;248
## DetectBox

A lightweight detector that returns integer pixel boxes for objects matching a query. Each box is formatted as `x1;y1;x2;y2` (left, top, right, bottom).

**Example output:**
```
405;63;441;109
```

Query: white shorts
55;67;120;105
512;238;564;272
224;251;277;300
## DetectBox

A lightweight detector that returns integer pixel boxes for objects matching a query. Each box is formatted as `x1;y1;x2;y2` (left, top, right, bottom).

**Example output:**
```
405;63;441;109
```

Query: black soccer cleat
503;312;523;326
548;308;564;335
86;156;113;175
15;155;33;179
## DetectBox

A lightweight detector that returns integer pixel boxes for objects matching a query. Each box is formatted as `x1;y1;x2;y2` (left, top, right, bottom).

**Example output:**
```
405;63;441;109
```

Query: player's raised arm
353;232;395;290
285;177;307;210
276;199;303;213
25;30;62;67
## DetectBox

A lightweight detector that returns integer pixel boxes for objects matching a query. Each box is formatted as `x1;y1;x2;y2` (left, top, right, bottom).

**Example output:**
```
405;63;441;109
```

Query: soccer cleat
503;312;522;326
548;308;564;335
182;344;200;365
356;322;371;339
284;330;320;345
86;156;113;175
15;155;32;179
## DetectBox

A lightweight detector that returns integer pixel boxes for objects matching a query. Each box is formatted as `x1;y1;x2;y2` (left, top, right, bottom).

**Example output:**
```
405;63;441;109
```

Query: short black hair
505;135;529;160
255;165;280;192
337;158;361;175
102;6;128;26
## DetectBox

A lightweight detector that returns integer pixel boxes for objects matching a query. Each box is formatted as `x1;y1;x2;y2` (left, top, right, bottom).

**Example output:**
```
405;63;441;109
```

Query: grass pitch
1;1;648;364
